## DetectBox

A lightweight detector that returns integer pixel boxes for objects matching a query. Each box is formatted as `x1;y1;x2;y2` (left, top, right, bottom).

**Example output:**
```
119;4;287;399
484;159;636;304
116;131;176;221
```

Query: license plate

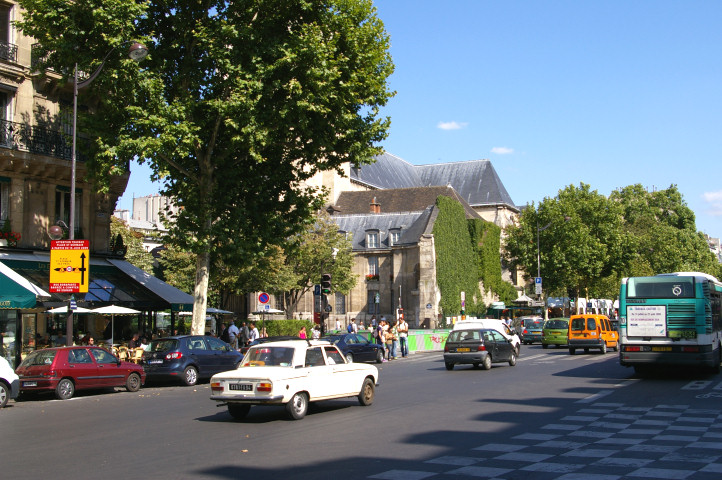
456;348;470;352
23;381;37;387
652;347;672;352
148;359;163;364
229;383;253;391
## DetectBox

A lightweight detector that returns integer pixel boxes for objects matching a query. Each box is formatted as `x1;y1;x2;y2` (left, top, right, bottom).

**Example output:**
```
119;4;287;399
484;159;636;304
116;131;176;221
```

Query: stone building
284;152;521;327
0;3;192;368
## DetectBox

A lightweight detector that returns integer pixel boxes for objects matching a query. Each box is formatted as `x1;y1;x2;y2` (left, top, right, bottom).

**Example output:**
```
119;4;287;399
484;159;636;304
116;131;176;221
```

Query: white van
452;319;521;355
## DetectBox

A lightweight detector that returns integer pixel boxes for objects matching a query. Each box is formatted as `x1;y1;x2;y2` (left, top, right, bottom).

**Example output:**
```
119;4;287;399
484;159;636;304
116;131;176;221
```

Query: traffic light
321;273;332;294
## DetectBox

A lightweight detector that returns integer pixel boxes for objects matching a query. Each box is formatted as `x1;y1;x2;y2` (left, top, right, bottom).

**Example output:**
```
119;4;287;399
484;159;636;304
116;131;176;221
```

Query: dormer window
390;229;401;246
366;230;379;249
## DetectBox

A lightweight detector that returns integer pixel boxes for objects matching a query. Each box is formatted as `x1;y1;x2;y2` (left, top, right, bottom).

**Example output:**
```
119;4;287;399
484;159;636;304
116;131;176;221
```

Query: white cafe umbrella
91;305;141;345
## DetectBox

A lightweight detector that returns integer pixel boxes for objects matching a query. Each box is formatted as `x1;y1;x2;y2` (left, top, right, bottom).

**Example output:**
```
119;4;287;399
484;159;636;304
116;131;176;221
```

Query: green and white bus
619;272;722;373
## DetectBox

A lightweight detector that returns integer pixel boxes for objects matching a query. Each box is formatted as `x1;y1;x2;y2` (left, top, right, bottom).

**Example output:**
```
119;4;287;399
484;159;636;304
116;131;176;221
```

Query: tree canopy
503;183;720;300
18;0;395;332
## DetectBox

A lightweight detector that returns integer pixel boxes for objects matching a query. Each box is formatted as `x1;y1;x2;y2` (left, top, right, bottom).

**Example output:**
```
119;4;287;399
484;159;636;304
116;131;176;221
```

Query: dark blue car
324;333;384;364
142;335;243;386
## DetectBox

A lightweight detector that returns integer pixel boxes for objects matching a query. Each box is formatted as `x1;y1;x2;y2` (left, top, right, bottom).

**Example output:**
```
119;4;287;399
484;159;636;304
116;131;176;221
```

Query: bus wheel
600;343;607;354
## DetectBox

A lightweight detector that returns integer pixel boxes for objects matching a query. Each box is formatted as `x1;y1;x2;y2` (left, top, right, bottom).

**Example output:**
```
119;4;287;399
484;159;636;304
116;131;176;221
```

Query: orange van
568;314;618;355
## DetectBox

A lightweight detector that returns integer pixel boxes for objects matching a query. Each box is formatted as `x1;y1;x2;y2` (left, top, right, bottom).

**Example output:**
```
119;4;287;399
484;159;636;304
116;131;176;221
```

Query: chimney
370;197;381;214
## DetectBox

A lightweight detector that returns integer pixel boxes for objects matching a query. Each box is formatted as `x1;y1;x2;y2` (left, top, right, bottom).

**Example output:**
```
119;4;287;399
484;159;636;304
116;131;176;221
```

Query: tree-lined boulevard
4;348;722;479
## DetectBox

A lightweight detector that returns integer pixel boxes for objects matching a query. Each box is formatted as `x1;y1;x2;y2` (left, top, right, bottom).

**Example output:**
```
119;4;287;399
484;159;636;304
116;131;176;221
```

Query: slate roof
333;208;436;252
350;153;517;211
333;186;481;219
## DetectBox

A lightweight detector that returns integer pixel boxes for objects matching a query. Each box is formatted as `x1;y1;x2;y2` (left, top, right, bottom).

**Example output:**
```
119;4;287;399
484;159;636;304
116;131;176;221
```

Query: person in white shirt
249;322;260;343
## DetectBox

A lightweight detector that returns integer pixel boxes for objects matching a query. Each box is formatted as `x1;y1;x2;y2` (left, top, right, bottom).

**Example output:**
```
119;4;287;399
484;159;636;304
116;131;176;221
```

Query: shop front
0;251;194;368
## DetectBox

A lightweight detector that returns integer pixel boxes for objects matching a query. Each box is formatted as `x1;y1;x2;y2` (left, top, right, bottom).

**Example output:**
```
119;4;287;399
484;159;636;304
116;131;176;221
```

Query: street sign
258;292;270;304
374;292;380;304
50;240;89;293
534;277;542;295
314;284;320;296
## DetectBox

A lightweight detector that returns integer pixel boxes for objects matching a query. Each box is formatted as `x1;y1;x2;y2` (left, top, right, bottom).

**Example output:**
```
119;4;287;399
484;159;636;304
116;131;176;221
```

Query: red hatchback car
16;346;146;400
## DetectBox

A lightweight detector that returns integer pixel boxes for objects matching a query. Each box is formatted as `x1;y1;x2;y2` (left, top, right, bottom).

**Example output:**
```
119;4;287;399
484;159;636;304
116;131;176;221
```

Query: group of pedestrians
371;316;409;361
220;321;261;351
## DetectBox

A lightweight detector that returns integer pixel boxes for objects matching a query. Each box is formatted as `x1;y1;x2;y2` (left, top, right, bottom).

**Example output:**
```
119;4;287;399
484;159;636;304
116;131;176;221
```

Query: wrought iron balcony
0;40;18;63
0;118;88;162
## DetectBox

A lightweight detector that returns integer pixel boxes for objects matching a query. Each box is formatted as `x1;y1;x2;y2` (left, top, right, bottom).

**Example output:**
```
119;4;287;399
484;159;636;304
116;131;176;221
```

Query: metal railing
0;118;88;162
0;40;18;63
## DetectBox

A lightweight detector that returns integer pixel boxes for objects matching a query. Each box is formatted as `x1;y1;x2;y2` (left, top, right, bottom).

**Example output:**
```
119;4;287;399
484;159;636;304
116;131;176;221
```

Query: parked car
210;339;379;420
452;319;521;355
568;314;619;355
443;328;517;370
324;333;385;363
15;346;145;400
542;318;570;348
240;335;299;355
142;335;243;386
0;356;19;407
520;316;544;344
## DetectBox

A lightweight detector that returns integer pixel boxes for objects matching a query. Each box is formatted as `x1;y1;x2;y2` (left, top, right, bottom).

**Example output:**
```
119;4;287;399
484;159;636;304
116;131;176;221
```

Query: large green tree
503;183;632;299
610;184;720;278
18;0;394;333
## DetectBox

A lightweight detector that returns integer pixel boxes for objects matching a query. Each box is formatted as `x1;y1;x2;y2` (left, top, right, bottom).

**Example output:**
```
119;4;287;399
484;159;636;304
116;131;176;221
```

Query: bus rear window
627;277;695;298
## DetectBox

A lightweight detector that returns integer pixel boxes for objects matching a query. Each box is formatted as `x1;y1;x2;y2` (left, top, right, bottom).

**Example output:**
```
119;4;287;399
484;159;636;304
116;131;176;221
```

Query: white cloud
703;190;722;216
491;147;514;155
437;121;467;130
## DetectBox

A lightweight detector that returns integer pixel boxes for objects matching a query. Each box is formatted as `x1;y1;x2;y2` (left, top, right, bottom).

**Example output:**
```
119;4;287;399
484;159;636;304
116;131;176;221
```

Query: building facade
0;3;192;368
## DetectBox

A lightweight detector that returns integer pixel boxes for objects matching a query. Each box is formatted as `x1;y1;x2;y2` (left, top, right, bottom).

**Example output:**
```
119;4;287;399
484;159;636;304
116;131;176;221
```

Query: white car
0;356;19;408
210;339;379;420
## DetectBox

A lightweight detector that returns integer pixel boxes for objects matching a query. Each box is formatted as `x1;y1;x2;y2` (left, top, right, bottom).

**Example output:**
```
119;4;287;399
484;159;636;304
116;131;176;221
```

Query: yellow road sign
50;240;90;293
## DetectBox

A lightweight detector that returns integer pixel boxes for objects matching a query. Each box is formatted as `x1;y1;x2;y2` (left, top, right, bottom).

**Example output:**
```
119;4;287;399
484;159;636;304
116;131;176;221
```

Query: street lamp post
65;42;148;346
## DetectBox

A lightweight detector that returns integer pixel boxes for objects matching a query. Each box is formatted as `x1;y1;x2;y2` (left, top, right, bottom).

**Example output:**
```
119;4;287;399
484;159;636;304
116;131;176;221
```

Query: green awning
0;261;50;309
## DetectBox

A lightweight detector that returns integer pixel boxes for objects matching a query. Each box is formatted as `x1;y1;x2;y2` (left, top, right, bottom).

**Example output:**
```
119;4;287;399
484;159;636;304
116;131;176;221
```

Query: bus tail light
624;346;641;352
682;346;699;353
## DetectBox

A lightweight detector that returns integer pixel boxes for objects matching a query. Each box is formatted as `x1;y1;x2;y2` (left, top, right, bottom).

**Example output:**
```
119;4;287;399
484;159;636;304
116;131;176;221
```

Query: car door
186;336;213;377
66;348;100;389
324;345;357;395
89;347;126;387
205;336;238;374
489;330;513;361
303;346;334;399
350;334;373;362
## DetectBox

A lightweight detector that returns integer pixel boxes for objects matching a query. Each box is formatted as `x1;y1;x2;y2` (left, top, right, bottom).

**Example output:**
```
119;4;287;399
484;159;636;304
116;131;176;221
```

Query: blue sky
119;0;721;239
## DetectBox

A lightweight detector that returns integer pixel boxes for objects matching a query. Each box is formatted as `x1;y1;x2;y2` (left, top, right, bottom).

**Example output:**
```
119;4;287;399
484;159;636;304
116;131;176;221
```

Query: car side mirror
116;359;121;366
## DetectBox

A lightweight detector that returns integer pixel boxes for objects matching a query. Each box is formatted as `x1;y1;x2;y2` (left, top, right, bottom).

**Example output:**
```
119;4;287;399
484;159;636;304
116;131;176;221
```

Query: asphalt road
3;345;722;480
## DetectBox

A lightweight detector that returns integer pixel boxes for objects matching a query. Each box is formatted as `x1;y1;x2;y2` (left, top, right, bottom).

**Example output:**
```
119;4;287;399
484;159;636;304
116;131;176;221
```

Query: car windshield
19;349;56;367
147;339;178;352
544;320;568;329
245;346;295;367
524;320;543;328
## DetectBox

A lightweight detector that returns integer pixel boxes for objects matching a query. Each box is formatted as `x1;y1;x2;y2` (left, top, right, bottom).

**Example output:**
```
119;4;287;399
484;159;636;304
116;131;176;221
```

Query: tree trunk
191;251;211;335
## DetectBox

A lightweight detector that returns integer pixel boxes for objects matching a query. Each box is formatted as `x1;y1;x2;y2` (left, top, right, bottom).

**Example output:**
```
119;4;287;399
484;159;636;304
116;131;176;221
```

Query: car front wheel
126;372;141;392
600;342;607;354
286;392;309;420
228;404;251;420
55;378;75;400
358;378;375;406
183;366;198;386
509;351;517;366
